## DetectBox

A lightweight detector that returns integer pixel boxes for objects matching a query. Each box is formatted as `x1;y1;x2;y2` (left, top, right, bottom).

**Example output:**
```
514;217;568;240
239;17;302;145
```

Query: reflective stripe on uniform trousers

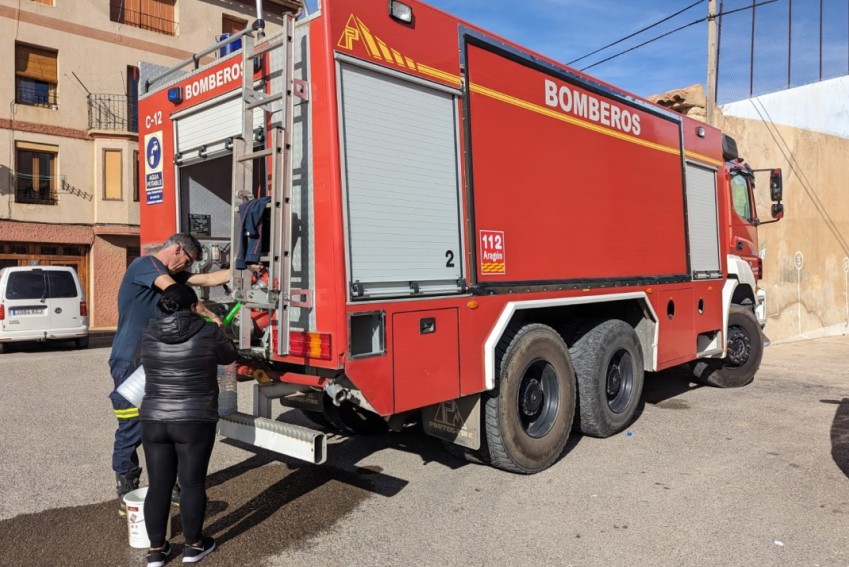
114;407;140;419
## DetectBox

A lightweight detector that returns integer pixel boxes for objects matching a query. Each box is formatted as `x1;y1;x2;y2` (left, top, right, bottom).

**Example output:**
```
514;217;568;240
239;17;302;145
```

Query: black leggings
141;421;216;547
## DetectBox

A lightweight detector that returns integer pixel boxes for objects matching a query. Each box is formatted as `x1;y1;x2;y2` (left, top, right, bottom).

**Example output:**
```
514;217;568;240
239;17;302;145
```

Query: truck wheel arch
483;293;659;391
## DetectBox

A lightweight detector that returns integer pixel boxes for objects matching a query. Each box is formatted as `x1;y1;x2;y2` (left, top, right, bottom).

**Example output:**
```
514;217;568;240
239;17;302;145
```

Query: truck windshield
730;173;752;220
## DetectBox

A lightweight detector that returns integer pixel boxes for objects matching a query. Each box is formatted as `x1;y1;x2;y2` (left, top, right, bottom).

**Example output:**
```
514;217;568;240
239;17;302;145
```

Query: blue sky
422;0;712;98
304;0;713;97
302;0;844;102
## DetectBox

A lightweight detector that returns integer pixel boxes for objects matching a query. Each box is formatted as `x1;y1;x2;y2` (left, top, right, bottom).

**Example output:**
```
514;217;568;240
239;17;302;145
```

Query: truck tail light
0;304;4;321
289;331;332;360
756;257;763;280
80;300;88;317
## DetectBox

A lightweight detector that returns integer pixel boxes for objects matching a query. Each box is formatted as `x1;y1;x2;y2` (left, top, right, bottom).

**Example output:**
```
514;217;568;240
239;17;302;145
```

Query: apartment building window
104;150;123;200
133;150;140;202
223;14;247;35
15;43;58;108
15;142;59;205
110;0;177;36
30;0;54;5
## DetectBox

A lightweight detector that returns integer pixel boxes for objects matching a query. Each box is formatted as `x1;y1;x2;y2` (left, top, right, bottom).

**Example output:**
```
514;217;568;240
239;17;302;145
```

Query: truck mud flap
217;412;327;464
421;394;481;450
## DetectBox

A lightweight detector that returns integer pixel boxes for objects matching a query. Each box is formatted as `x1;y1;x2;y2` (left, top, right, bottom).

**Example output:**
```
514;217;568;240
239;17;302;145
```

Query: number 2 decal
445;250;455;268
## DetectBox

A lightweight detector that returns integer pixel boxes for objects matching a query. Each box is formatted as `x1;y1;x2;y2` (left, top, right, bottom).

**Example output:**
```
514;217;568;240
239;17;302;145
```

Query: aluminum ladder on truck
229;14;307;357
220;15;325;465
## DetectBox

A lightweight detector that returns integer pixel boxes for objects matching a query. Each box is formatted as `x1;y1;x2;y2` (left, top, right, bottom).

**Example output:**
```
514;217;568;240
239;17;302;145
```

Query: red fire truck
137;0;783;473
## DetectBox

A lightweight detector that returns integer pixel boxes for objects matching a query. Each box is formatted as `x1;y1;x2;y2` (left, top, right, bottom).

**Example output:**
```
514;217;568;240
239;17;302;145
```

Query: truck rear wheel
691;305;763;388
570;320;644;438
483;324;575;474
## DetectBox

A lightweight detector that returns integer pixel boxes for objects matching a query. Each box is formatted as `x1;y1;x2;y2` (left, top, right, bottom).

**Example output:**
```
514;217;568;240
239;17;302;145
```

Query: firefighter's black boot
116;467;142;517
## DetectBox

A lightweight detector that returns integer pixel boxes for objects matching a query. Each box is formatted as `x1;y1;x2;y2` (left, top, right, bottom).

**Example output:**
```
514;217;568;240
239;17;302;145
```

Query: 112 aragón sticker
480;230;506;275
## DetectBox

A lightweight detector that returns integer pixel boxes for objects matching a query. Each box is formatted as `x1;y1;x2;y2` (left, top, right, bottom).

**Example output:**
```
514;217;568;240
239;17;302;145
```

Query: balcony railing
15;173;61;206
88;93;138;132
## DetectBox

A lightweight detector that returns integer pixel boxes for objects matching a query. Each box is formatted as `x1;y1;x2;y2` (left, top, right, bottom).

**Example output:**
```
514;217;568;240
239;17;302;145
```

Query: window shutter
104;150;123;200
15;44;57;83
141;0;175;34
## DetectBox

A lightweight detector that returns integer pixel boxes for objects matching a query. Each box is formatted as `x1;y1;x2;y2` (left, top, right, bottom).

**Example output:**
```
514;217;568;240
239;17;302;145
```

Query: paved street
1;335;848;566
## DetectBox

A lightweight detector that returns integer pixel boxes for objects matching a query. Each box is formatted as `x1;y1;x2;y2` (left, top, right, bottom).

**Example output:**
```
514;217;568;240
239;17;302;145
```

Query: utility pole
706;0;718;126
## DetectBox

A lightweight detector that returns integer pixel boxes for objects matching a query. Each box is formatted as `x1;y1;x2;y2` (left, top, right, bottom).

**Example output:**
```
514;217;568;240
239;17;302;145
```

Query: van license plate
11;308;44;316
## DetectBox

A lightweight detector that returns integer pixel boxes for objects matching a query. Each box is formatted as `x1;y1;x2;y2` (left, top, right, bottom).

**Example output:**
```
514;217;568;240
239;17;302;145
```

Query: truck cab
721;134;783;326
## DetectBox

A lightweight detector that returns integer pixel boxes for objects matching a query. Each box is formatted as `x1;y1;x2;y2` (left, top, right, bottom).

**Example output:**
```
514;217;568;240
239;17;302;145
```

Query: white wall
722;76;849;140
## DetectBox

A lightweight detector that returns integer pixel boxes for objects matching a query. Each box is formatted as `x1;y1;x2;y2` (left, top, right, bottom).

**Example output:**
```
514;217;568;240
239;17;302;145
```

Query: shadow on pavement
641;365;703;406
824;398;849;478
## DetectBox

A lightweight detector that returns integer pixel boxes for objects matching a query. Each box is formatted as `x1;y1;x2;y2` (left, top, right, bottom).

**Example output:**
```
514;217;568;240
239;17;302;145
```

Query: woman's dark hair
157;283;198;315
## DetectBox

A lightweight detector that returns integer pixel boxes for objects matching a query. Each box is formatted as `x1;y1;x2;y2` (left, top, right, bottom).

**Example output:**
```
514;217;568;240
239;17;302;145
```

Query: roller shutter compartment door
685;163;721;279
339;63;463;299
174;96;262;158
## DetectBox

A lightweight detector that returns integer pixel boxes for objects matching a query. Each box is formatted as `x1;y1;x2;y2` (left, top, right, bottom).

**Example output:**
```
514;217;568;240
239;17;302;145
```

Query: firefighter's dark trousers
109;359;141;475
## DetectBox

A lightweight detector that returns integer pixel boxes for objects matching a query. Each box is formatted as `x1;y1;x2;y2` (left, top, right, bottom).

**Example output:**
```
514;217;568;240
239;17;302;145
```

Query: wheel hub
517;360;560;439
727;326;751;367
521;378;544;416
606;350;634;414
606;367;622;397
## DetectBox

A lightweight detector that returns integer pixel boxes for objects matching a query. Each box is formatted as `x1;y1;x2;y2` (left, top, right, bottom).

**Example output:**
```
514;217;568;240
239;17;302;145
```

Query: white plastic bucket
124;487;172;549
117;366;146;408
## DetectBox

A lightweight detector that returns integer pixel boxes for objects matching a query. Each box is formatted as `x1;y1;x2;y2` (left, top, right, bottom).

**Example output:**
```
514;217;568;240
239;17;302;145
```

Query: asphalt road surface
1;334;848;567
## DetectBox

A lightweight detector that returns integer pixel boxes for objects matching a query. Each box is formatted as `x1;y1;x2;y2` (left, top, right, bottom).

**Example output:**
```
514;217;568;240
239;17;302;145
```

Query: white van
0;266;89;353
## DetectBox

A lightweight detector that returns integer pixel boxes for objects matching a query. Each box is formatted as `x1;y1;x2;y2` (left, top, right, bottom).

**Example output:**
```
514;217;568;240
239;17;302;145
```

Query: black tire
569;320;644;438
0;343;5;354
75;336;89;350
482;324;575;474
691;305;763;388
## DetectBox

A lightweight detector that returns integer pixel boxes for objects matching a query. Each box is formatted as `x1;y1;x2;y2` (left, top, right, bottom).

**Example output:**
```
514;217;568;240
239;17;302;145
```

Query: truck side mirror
770;169;783;201
771;203;784;220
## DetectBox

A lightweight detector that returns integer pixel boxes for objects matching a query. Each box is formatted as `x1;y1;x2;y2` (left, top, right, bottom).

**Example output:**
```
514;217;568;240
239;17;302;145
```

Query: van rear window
4;270;78;300
47;271;78;298
5;271;47;300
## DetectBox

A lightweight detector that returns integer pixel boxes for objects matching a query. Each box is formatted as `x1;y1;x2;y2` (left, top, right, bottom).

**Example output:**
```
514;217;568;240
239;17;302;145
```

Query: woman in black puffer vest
140;283;237;566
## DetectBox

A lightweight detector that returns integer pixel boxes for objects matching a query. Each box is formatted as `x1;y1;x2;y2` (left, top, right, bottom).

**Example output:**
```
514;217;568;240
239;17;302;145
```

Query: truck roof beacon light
167;86;183;104
389;1;413;23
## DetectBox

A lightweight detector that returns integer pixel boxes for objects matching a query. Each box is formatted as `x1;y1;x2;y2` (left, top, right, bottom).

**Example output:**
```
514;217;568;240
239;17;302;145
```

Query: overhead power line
567;0;703;66
577;0;778;73
580;16;703;72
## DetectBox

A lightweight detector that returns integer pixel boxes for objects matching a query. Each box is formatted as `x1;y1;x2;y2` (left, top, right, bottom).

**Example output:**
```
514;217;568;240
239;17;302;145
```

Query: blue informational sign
144;131;164;205
146;136;161;170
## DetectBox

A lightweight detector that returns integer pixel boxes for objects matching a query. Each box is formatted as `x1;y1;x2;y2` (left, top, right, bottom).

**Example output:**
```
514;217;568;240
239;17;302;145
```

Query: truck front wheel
570;320;644;438
483;324;576;474
691;305;763;388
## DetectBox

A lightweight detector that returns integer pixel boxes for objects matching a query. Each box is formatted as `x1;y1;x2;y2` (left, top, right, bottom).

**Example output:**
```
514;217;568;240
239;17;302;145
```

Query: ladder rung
242;303;277;310
237;148;274;161
245;92;285;111
247;39;287;59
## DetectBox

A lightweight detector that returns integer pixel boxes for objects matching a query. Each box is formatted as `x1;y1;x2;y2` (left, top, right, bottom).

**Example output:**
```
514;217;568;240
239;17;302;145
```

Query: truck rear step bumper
217;412;327;464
